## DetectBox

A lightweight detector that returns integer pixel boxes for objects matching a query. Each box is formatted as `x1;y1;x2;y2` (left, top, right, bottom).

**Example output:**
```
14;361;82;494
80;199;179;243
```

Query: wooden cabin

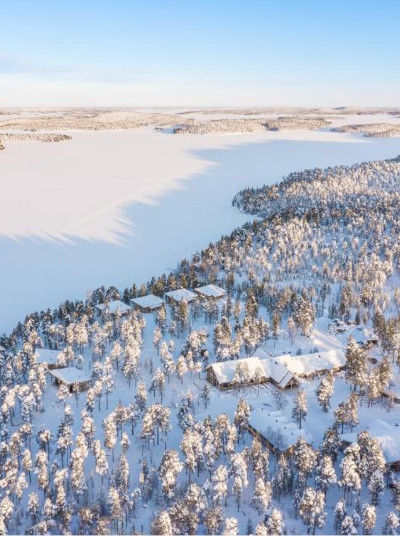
49;367;93;393
248;408;312;456
34;348;65;370
194;284;227;300
96;300;132;316
131;294;164;313
165;288;197;305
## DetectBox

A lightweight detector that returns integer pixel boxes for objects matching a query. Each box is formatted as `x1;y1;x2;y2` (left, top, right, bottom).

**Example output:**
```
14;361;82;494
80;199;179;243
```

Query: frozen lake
1;126;400;333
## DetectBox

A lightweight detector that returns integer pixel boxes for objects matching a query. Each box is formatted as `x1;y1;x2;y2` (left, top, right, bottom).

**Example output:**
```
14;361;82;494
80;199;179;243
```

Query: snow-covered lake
1;125;400;334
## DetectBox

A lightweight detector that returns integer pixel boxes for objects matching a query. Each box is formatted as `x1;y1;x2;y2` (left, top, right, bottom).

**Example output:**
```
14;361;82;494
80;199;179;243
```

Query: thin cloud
0;55;159;85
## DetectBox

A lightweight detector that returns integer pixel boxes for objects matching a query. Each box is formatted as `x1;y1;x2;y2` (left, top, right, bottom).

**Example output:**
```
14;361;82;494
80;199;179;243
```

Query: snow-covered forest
2;155;400;534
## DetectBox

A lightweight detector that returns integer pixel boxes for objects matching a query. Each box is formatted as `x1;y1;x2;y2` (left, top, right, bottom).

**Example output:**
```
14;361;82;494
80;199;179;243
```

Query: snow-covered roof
132;294;164;310
194;284;226;298
96;300;132;314
341;420;400;464
352;328;378;345
261;357;295;388
49;367;92;385
208;357;268;385
208;348;344;389
249;408;312;452
165;288;197;303
34;348;63;366
266;349;346;378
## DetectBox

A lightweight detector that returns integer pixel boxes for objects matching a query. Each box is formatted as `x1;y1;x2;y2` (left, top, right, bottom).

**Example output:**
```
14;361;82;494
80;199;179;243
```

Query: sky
1;0;399;107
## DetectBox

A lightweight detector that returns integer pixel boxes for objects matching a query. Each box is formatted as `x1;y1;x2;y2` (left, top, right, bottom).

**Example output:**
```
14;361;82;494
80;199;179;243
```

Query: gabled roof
96;300;132;314
249;408;312;452
132;294;164;309
261;358;296;388
165;288;197;303
49;367;92;385
207;357;267;385
256;347;345;377
194;284;226;298
275;349;346;377
35;348;63;366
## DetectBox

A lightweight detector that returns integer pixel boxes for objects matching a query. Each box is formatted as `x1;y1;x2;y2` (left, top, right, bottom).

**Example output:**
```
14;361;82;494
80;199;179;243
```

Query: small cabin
132;294;164;313
34;348;65;370
165;288;197;305
96;300;132;316
194;284;227;300
49;367;93;393
248;408;312;456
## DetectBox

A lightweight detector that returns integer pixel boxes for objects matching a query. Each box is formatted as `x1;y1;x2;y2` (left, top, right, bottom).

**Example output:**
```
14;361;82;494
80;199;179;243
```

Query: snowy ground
1;117;400;334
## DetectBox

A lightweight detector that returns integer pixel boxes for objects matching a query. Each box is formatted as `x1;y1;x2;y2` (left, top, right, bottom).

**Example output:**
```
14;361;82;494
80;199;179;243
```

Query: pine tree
335;392;359;433
181;428;203;479
293;437;317;487
315;455;337;495
108;487;123;532
383;512;400;535
204;506;223;535
151;369;166;401
93;439;109;479
245;292;259;318
293;293;315;337
115;454;130;493
254;521;268;536
334;499;346;533
292;389;308;429
151;510;172;535
250;436;269;480
321;425;340;460
362;503;376;535
184;483;206;529
316;373;335;412
298;487;326;535
368;469;385;506
234;399;250;439
345;336;367;391
340;514;358;535
158;450;183;500
28;492;39;523
212;465;228;506
22;449;33;482
201;384;211;409
250;478;272;514
223;517;238;536
266;507;285;535
273;453;292;497
340;449;361;501
135;381;147;412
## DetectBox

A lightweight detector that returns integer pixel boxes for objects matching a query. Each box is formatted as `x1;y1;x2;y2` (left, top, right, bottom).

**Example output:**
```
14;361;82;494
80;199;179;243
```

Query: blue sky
1;0;399;106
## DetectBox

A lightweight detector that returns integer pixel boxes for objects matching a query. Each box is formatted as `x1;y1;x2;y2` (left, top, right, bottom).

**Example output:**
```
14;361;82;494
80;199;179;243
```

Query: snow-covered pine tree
298;487;327;534
292;389;308;429
316;373;334;412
